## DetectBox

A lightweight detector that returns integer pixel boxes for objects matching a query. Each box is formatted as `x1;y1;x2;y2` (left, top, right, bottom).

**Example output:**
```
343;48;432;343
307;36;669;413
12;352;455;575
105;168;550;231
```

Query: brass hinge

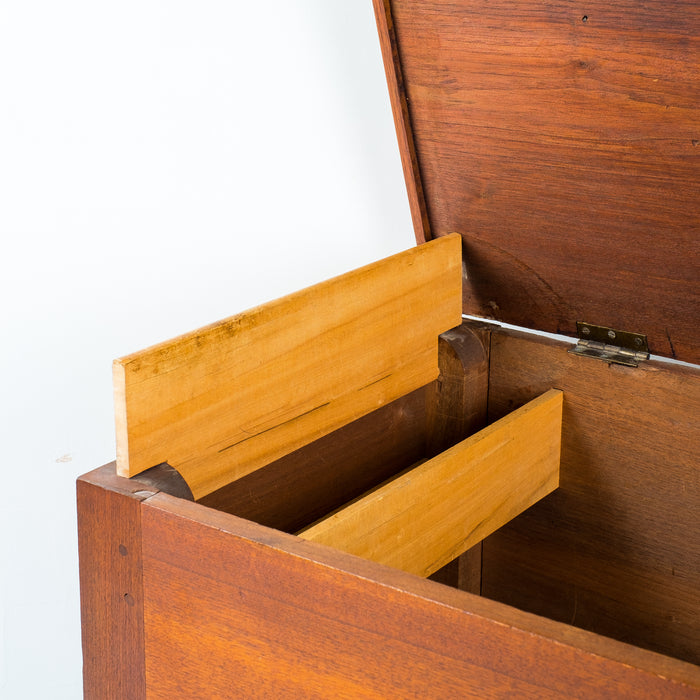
568;322;649;367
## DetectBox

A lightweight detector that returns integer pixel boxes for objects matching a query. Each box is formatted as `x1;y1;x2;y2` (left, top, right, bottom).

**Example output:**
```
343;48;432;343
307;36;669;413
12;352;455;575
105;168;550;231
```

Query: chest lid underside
374;0;699;364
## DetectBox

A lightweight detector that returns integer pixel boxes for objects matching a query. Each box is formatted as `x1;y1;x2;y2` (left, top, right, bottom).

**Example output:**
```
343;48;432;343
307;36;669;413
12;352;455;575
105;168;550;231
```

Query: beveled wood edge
372;0;431;243
139;489;700;691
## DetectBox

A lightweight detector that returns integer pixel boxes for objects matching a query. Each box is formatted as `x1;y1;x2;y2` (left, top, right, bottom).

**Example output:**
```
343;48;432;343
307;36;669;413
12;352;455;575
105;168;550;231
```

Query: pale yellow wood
298;389;563;578
114;234;463;499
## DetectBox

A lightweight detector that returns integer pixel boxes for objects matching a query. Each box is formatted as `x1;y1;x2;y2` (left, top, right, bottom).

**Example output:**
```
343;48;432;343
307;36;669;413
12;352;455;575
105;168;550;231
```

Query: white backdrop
0;3;413;697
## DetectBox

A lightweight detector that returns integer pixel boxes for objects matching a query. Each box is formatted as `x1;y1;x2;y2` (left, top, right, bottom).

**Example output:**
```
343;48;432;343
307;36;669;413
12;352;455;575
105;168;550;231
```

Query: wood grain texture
298;389;562;578
426;324;490;457
427;323;491;592
139;492;700;698
372;0;431;242
77;465;150;700
202;325;492;587
198;388;427;533
483;328;700;665
382;0;700;363
114;234;463;498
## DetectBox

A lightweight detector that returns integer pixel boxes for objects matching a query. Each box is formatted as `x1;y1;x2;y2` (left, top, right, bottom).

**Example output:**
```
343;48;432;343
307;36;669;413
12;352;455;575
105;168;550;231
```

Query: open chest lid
373;0;699;364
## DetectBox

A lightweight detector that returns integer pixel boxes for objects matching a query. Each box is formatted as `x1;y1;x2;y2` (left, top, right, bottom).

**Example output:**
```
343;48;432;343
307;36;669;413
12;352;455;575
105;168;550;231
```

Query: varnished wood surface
77;467;149;699
298;390;562;578
199;388;427;533
200;325;491;587
114;234;462;498
372;0;431;241
426;325;490;457
139;492;700;698
427;324;491;592
376;0;700;363
483;328;700;665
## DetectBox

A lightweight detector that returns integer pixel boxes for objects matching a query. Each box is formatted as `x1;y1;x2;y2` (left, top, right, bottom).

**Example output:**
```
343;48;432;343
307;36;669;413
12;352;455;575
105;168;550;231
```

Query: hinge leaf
568;323;649;367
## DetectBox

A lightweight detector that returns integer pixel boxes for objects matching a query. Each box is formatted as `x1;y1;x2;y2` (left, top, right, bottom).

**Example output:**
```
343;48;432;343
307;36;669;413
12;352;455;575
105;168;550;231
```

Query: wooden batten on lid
373;0;699;364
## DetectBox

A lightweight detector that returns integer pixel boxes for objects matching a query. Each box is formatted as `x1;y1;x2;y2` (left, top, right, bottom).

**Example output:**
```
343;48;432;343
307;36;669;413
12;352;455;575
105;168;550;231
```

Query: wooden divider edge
427;323;491;592
114;234;462;499
298;388;562;578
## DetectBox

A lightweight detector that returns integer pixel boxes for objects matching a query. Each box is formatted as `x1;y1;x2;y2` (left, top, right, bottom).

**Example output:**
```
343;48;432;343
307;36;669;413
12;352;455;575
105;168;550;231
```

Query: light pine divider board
299;389;562;578
114;234;462;499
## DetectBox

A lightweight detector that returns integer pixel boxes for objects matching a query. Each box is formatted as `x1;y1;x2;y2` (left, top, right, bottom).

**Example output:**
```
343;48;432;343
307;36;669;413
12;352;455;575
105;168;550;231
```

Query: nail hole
582;15;588;22
123;593;135;607
118;544;128;556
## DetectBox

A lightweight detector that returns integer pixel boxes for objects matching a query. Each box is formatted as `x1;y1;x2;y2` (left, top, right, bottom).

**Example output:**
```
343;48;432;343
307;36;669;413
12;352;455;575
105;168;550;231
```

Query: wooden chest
78;1;699;696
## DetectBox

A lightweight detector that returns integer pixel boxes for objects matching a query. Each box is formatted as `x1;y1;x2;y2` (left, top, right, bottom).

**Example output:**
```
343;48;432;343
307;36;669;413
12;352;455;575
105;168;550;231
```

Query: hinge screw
608;330;616;340
582;326;591;335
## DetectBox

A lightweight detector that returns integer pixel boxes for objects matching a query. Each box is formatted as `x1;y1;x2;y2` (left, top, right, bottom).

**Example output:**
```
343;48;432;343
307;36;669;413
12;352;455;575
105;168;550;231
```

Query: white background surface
0;3;413;696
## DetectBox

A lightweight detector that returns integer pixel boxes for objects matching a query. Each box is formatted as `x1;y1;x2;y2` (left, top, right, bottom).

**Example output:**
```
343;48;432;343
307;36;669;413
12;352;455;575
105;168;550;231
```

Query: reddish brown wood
482;328;700;665
427;323;491;592
77;465;150;699
198;387;427;533
376;0;700;363
139;492;700;698
372;0;431;242
427;323;490;456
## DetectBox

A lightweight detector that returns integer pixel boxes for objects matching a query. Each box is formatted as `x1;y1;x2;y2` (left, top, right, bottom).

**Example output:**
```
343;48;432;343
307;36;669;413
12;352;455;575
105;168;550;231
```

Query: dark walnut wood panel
381;0;700;363
483;328;700;665
139;493;700;698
